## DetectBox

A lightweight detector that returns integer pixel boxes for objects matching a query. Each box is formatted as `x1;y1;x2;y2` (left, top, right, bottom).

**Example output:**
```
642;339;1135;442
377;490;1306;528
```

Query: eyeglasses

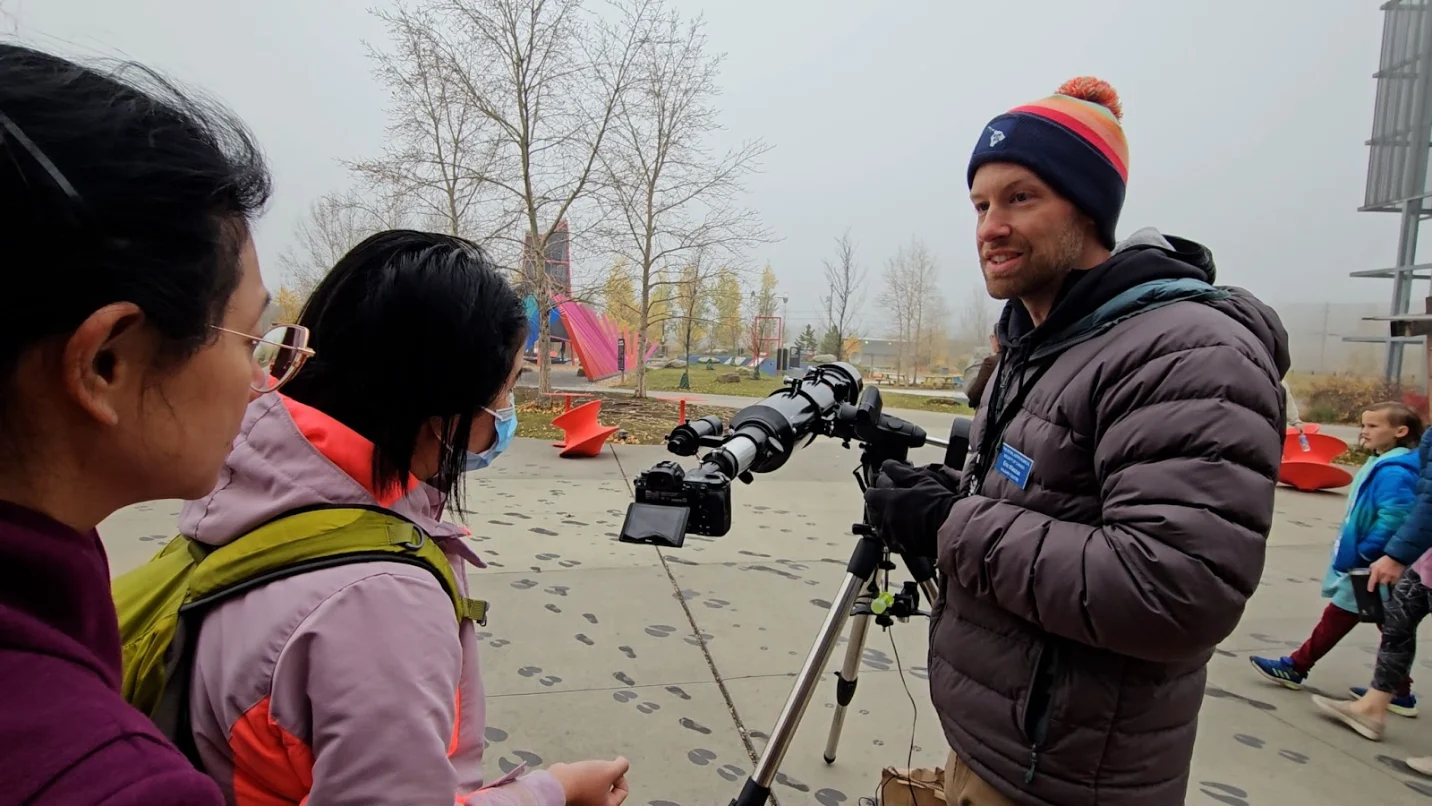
213;324;315;394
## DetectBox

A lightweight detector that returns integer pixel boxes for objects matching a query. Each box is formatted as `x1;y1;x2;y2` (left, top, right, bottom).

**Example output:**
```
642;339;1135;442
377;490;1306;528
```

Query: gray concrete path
99;437;1432;805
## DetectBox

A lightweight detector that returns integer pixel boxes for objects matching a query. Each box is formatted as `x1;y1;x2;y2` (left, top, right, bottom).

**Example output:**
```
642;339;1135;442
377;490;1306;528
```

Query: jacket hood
997;227;1289;377
179;394;482;565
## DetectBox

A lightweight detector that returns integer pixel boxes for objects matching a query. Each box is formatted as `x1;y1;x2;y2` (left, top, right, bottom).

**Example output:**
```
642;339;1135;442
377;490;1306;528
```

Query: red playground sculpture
1278;425;1353;492
550;399;618;458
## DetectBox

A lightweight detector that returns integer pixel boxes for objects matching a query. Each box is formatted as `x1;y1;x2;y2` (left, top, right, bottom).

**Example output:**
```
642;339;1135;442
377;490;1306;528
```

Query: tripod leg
733;535;885;806
823;584;875;764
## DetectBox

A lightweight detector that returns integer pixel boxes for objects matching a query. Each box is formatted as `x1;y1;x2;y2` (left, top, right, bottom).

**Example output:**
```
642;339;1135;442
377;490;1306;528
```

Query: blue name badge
994;444;1034;490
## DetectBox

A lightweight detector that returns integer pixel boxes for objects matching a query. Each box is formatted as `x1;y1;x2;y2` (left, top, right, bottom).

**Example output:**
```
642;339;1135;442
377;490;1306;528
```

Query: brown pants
945;750;1012;806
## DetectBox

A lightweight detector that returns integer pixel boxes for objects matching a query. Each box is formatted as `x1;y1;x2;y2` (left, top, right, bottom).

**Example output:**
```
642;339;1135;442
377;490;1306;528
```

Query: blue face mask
462;392;517;472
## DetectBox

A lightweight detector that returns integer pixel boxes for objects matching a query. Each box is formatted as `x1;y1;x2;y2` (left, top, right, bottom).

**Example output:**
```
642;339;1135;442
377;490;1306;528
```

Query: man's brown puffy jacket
931;229;1289;804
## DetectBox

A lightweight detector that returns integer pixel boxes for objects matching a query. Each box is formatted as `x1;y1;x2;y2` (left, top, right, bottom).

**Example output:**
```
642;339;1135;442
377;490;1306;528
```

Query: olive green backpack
112;505;488;755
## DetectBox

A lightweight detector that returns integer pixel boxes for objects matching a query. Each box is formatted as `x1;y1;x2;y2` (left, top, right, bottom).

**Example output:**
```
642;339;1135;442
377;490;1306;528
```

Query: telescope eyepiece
667;415;724;456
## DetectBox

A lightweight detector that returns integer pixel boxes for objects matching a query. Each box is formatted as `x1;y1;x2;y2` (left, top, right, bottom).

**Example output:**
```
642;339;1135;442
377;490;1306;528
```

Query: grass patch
515;387;739;446
878;391;973;414
606;366;973;415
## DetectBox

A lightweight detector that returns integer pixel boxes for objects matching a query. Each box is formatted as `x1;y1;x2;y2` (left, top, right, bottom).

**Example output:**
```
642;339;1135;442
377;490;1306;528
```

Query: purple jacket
0;500;223;804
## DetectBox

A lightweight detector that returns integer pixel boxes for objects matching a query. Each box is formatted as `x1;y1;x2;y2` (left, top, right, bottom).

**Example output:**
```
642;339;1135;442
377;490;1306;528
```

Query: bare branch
591;1;772;395
820;228;866;362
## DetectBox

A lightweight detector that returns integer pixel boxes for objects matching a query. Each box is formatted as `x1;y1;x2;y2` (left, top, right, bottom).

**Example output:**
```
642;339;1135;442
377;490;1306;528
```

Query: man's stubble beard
983;219;1085;302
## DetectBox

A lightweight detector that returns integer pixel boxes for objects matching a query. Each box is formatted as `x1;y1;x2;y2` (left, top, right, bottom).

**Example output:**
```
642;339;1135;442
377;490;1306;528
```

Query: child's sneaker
1348;686;1419;718
1249;655;1305;689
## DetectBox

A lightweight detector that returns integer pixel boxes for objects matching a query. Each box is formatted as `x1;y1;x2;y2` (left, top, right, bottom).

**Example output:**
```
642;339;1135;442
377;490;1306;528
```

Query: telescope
617;362;935;548
615;362;975;804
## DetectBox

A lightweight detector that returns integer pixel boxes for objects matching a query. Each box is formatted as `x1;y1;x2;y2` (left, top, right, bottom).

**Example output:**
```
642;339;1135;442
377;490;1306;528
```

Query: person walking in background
1312;555;1432;753
1250;402;1423;712
962;333;1000;409
1309;409;1432;762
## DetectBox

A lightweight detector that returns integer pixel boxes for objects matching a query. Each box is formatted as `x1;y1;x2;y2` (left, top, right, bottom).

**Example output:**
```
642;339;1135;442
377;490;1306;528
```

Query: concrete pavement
99;436;1432;805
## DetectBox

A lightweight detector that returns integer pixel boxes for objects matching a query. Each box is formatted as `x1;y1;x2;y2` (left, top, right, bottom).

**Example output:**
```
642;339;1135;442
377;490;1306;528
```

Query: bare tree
956;283;994;347
879;237;945;383
278;189;388;298
820;228;865;363
358;5;513;240
377;0;659;398
595;1;770;396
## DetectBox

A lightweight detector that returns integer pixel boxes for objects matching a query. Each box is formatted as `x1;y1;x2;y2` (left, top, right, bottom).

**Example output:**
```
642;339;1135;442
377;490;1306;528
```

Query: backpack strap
183;505;487;626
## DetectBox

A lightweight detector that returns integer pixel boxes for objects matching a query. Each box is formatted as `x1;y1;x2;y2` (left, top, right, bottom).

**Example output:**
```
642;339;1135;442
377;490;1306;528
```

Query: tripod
732;430;951;806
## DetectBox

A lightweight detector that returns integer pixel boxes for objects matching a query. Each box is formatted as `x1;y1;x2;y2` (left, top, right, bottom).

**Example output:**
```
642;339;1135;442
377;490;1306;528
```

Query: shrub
1297;373;1428;424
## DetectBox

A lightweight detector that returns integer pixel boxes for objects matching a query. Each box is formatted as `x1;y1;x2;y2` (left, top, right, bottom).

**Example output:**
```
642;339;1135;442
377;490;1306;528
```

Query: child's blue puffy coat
1321;446;1419;613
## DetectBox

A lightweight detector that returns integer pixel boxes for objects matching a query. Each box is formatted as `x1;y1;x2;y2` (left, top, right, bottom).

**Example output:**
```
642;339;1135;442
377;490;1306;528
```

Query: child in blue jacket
1251;401;1424;709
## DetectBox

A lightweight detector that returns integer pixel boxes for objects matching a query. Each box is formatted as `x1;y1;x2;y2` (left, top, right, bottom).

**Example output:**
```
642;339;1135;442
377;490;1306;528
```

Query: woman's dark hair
0;44;272;389
281;230;528;511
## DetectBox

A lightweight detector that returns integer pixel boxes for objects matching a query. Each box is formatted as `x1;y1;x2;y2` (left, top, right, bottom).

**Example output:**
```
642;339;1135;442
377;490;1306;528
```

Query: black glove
863;459;959;558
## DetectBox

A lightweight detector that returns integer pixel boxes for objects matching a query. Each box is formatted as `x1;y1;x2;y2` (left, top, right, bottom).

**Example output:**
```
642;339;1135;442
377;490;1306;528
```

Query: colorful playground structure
522;294;656;381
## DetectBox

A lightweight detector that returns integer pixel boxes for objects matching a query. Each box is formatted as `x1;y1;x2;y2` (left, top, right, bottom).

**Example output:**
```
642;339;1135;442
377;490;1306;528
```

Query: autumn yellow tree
274;286;305;325
746;264;780;378
603;260;640;330
646;270;673;355
711;271;744;354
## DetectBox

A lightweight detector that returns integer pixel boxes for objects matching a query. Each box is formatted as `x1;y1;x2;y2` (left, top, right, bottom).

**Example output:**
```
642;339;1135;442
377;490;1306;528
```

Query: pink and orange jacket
178;393;565;805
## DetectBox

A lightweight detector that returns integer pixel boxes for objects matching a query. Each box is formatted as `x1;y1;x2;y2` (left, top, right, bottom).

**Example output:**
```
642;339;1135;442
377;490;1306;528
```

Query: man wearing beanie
864;78;1290;804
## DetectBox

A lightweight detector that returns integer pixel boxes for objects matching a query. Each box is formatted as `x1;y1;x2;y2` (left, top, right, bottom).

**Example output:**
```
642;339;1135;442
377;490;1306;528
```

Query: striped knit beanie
968;77;1129;249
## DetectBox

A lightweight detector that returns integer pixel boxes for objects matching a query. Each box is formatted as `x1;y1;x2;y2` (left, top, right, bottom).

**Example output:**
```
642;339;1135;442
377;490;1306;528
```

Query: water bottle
1298;430;1310;453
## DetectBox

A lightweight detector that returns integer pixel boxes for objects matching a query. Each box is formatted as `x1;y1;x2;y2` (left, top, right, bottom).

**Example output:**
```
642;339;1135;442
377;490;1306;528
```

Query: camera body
629;459;733;542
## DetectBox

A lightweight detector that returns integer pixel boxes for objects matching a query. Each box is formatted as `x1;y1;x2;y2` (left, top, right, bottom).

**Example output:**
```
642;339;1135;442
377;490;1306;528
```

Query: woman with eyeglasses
0;45;310;803
176;229;631;806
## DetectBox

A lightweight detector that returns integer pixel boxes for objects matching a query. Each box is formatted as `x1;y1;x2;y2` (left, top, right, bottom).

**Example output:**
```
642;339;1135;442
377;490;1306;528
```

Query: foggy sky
3;0;1408;336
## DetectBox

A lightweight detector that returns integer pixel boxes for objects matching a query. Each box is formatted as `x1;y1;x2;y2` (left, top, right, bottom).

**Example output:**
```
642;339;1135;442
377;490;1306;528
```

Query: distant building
848;338;907;370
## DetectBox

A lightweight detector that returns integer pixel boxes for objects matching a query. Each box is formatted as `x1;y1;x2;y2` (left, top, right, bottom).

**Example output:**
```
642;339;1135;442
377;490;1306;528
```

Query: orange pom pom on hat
968;77;1129;249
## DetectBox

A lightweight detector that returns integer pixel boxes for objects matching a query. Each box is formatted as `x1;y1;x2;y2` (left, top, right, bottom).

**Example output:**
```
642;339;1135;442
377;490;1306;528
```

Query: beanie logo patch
987;126;1006;147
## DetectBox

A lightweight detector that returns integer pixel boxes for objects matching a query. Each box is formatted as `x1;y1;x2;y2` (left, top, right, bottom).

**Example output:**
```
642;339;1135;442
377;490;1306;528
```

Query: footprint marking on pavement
575;634;595;646
613;690;638;703
665;686;692;700
716;763;745;782
679;717;711;734
619;645;638;659
1204;686;1276;712
1191;784;1248;807
1233;733;1264;749
636;702;659;714
775;773;810;793
688;749;716;766
1278;750;1309;764
614;672;636;686
511;579;538;590
583;613;599;624
517;666;542;677
645;625;677;638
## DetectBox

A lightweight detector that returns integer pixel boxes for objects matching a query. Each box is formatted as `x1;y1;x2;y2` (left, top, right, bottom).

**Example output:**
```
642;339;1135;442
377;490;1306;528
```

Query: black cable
887;625;921;806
